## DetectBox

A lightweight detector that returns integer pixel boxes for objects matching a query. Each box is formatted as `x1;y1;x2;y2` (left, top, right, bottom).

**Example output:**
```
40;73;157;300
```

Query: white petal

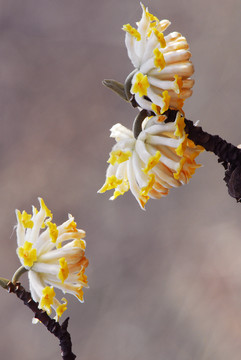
132;150;148;188
38;245;84;263
32;262;59;276
125;32;141;68
110;123;134;141
28;205;46;246
146;143;179;171
156;19;171;32
28;270;45;302
134;93;153;111
147;87;165;108
139;57;155;74
146;134;182;148
144;122;176;134
15;218;25;248
127;155;144;208
141;31;159;64
149;61;194;79
164;49;192;65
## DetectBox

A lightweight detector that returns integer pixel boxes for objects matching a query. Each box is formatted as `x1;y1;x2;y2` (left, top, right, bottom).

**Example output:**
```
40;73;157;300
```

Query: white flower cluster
123;3;194;114
99;4;202;209
99;113;203;209
16;198;88;320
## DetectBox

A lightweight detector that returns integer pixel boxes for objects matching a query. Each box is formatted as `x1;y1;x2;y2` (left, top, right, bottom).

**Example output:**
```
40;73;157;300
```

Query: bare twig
166;109;241;202
6;282;76;360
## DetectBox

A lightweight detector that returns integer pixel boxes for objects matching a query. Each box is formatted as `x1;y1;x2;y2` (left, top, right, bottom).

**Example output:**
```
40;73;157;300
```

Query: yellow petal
40;286;55;314
17;241;37;267
122;24;141;41
46;221;58;243
173;75;183;94
17;210;33;229
56;298;68;319
143;151;161;174
152;28;166;48
39;198;52;219
140;174;156;196
98;175;123;193
108;150;132;165
161;91;171;114
174;112;186;137
58;257;69;283
153;48;166;71
131;73;150;97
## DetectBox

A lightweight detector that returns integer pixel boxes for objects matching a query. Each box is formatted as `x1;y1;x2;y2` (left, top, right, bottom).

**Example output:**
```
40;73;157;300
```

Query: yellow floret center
161;91;171;114
151;105;167;121
40;286;55;314
145;9;159;24
58;257;69;283
140;174;156;197
111;180;130;199
152;28;166;48
78;269;88;286
174;157;186;180
56;298;68;319
72;239;86;250
76;287;84;302
46;221;58;243
139;194;150;208
99;175;123;193
108;150;132;166
40;198;52;219
66;217;77;232
143;151;161;174
18;241;37;268
175;136;188;157
17;210;33;229
174;75;183;94
131;72;150;98
153;48;165;71
122;24;141;41
174;112;186;137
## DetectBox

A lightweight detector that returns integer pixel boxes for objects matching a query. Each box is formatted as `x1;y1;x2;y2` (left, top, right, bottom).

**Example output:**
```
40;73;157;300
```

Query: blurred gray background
0;0;240;359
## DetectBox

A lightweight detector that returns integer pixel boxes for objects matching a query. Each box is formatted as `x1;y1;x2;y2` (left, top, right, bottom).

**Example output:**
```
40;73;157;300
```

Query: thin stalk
12;265;28;284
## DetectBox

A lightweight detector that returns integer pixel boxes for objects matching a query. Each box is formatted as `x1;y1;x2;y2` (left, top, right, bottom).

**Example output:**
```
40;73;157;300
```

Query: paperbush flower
123;3;194;113
99;112;203;209
16;198;88;320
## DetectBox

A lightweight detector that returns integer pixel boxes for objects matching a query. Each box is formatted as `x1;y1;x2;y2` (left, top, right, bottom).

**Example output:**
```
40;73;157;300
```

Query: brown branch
7;282;76;360
166;109;241;202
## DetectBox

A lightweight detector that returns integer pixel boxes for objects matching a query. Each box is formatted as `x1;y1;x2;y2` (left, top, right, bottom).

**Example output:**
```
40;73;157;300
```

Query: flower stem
12;265;28;284
133;109;152;139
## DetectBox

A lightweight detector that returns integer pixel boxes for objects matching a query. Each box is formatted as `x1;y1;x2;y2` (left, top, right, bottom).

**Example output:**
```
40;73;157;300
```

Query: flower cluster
123;3;194;114
99;112;203;209
99;4;202;209
16;198;88;320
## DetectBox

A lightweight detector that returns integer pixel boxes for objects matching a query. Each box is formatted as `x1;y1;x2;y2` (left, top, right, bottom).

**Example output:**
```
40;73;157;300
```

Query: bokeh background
0;0;240;359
